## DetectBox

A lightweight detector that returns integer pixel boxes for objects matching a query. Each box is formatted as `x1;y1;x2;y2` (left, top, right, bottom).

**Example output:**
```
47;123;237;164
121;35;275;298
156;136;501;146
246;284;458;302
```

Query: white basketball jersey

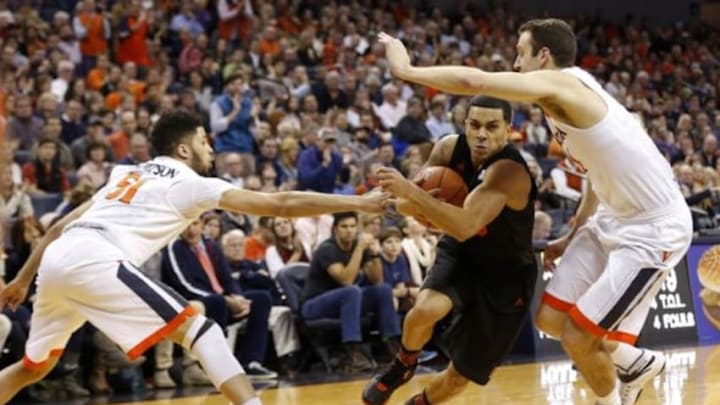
545;67;683;218
66;156;234;265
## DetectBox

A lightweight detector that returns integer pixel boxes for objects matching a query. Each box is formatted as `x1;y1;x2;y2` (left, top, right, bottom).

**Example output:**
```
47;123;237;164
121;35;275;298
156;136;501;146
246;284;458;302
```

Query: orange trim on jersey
127;305;197;360
22;348;64;371
607;330;638;345
542;292;574;312
568;306;608;339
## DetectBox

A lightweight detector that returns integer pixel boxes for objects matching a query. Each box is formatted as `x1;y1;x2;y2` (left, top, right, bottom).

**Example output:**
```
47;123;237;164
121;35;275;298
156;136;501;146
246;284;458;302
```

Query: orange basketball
416;166;469;207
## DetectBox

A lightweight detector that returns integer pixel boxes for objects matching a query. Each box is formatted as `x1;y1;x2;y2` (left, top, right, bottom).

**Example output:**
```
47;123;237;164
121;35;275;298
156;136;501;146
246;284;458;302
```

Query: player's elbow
454;217;486;242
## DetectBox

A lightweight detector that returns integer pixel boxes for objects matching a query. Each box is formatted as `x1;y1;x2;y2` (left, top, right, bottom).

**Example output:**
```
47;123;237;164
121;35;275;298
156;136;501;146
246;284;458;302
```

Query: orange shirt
243;236;268;262
259;39;281;57
127;80;146;103
78;12;108;56
108;130;130;160
116;17;151;66
87;68;106;91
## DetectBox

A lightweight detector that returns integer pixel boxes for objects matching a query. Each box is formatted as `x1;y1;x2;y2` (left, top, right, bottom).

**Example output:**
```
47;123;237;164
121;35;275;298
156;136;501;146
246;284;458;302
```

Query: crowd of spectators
0;0;719;399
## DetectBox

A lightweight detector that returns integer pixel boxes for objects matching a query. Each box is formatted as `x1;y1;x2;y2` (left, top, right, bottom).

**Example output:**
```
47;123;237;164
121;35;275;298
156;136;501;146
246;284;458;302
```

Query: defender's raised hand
377;32;412;77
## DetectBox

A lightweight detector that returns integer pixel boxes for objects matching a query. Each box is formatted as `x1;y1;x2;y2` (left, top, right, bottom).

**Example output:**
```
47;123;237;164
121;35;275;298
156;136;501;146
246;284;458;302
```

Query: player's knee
188;300;206;315
408;300;447;325
167;314;217;349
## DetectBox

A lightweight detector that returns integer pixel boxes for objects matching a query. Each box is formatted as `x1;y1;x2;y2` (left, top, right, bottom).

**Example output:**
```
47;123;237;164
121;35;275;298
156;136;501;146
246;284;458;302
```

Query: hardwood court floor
113;345;720;405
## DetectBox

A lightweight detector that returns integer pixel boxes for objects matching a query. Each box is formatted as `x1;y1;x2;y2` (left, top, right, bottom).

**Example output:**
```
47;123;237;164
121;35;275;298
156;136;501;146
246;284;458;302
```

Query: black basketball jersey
448;134;538;269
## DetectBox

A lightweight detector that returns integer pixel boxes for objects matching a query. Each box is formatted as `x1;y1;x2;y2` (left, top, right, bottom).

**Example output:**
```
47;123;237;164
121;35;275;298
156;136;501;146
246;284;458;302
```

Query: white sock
242;398;263;405
596;385;621;405
609;343;646;374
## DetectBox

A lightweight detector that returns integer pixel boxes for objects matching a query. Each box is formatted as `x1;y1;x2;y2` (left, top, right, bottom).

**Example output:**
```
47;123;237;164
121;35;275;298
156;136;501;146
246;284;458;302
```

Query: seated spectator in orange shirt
244;217;274;262
86;52;110;91
108;111;137;160
22;137;71;195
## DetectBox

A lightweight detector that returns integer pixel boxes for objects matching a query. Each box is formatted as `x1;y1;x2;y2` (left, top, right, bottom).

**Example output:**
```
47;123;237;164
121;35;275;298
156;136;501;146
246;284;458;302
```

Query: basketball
416;166;469;207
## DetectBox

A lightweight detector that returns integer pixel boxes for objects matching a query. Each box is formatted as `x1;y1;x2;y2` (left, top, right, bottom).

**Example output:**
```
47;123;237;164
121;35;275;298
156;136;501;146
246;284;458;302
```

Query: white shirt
373;100;407;130
68;156;234;265
294;215;333;251
545;67;684;219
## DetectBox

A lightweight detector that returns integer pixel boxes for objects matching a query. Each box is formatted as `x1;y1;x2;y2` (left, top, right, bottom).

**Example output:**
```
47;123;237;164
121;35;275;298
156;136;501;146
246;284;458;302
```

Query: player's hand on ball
377;167;414;198
378;32;412;77
0;279;29;311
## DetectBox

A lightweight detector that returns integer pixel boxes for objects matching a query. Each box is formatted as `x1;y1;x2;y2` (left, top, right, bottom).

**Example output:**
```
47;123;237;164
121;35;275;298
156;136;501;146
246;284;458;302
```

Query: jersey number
105;172;147;204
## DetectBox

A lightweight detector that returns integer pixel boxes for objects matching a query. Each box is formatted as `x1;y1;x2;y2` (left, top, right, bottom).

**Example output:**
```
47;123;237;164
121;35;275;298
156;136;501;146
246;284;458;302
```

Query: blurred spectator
297;128;342;193
549;158;587;202
76;142;112;190
6;95;43;150
170;1;205;36
118;132;151;165
51;60;75;102
265;217;311;277
425;95;455;141
71;118;113;166
393;96;432;158
30;116;75;170
373;83;406;130
60;100;86;145
115;2;152;67
108;111;137;160
202;211;224;243
243;216;274;262
217;0;254;43
73;0;111;73
376;227;416;312
0;165;33;227
533;211;553;241
399;217;436;287
211;74;257;175
277;137;300;185
22;137;70;195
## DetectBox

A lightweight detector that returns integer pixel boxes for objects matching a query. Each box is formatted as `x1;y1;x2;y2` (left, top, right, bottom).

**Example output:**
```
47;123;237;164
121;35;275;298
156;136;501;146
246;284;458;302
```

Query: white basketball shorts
543;201;692;344
23;228;195;370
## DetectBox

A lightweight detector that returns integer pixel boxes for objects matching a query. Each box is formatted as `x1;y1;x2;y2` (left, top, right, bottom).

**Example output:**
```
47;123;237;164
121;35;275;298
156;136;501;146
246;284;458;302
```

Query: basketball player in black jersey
362;96;537;405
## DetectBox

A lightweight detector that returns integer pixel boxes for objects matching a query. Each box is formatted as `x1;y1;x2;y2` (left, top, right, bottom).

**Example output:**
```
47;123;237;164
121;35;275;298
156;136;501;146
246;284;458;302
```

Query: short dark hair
469;96;513;124
332;211;358;229
224;73;244;87
150;109;204;157
379;226;403;243
85;141;106;159
37;136;56;147
518;18;577;67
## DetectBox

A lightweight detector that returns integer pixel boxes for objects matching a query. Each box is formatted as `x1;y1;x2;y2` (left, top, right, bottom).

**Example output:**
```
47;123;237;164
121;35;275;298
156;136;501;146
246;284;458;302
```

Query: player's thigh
573;247;666;344
543;226;608;310
25;290;86;367
69;260;194;359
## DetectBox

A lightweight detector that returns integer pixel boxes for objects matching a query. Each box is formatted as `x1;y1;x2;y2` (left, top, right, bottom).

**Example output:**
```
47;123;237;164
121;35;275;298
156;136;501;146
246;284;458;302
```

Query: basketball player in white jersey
0;110;388;405
379;18;691;405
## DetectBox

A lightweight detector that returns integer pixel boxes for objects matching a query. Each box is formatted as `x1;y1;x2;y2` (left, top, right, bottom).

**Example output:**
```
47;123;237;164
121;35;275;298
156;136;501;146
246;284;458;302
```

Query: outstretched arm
219;189;388;218
378;161;531;241
379;33;567;104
